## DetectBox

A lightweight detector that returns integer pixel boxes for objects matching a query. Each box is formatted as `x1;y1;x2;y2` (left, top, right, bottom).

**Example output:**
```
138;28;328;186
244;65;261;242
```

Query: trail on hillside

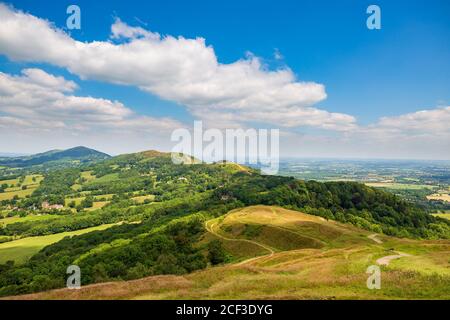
376;252;411;266
205;220;274;266
368;234;383;244
367;234;412;266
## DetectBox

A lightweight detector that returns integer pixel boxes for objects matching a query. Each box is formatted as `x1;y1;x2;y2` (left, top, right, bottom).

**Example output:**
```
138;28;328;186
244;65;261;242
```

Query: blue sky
0;0;449;158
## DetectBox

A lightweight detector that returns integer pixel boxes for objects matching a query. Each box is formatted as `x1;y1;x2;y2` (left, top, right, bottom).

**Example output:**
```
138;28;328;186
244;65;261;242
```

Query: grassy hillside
0;223;119;264
0;150;449;298
7;206;449;300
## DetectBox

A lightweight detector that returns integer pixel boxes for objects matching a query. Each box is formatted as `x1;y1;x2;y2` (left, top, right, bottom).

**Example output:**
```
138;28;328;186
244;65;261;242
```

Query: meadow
0;223;118;264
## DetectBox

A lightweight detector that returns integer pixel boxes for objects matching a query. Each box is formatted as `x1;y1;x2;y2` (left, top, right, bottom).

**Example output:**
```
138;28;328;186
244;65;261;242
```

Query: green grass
94;194;115;200
64;194;114;209
80;171;96;182
0;187;37;201
86;173;119;184
22;174;43;186
131;195;155;204
432;213;450;221
0;214;60;226
0;178;19;187
0;223;119;265
85;201;109;211
365;182;437;190
64;196;85;206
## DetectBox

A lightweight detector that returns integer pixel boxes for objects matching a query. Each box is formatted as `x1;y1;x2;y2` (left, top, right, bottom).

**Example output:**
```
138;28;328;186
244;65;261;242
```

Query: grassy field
0;187;37;201
427;193;450;202
0;174;43;201
64;196;85;206
9;206;450;300
64;194;114;209
0;178;19;187
131;195;155;204
433;213;450;221
86;173;119;184
80;171;96;182
0;223;119;265
85;201;109;211
0;214;60;226
22;174;43;186
365;182;437;190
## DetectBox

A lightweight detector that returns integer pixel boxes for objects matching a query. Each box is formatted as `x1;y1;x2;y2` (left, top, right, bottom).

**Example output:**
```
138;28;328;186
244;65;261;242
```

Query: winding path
205;220;274;266
367;233;412;266
376;252;411;266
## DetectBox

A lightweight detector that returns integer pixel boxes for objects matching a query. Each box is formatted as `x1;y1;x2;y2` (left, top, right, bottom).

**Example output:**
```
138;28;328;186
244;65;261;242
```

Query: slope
6;206;450;300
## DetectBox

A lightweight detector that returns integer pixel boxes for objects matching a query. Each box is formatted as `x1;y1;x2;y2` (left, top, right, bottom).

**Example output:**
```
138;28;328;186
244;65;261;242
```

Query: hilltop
0;146;110;168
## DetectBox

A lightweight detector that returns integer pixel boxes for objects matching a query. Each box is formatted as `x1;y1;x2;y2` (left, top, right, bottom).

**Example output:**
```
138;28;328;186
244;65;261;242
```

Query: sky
0;0;449;159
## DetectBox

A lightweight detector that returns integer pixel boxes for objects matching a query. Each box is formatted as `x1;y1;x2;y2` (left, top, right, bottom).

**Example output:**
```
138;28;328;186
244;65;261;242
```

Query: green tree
207;240;227;265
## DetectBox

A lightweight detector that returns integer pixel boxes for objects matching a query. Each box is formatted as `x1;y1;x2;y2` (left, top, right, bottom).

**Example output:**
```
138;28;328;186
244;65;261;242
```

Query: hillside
0;146;110;168
6;206;450;300
0;150;449;298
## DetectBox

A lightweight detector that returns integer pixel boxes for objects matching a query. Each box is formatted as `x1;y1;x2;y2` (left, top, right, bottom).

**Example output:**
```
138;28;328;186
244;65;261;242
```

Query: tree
207;240;227;265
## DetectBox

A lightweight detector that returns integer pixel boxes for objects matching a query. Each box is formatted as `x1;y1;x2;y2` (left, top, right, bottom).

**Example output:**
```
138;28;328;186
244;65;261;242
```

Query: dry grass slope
5;206;450;300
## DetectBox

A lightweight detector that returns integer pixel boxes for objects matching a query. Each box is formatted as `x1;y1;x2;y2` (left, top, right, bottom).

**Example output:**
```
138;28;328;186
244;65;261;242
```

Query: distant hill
0;152;30;158
0;146;110;167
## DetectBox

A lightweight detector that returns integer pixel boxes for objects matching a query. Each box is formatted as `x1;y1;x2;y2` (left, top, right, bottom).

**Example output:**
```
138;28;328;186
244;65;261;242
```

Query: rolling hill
6;206;449;300
0;146;110;167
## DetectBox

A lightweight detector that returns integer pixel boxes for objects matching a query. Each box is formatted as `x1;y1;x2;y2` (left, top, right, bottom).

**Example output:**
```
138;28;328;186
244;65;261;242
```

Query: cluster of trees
0;218;224;296
214;174;450;239
0;183;8;193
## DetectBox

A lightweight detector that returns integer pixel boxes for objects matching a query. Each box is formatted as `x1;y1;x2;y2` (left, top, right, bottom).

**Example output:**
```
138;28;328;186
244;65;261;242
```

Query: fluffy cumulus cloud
0;68;181;135
369;106;450;136
0;3;356;130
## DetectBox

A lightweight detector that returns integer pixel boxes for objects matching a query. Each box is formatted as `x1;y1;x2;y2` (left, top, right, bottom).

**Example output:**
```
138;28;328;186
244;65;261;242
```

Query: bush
207;239;227;265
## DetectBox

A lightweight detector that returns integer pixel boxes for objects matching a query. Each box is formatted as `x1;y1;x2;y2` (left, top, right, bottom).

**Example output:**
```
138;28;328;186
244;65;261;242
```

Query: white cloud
111;18;160;40
278;106;450;159
0;3;356;130
0;69;182;134
370;106;450;136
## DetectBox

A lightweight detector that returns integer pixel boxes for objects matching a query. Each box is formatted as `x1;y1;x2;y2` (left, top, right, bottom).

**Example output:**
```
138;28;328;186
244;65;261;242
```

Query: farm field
365;182;437;190
0;174;43;200
0;214;60;226
131;195;155;204
433;213;450;221
0;187;37;201
427;193;450;202
0;223;119;265
85;201;109;211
